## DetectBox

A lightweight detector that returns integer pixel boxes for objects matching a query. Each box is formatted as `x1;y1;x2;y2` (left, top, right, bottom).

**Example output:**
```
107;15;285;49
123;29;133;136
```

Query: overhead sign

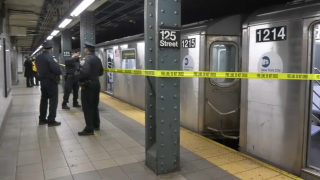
256;26;286;43
63;51;71;57
182;38;196;48
159;29;180;48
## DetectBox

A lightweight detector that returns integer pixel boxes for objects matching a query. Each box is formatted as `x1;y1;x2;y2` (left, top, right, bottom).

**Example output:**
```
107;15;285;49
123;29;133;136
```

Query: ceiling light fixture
51;30;59;36
58;19;73;28
70;0;95;17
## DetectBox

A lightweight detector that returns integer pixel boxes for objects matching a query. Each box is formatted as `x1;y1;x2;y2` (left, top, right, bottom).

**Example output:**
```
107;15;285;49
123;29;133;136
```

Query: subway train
94;1;320;176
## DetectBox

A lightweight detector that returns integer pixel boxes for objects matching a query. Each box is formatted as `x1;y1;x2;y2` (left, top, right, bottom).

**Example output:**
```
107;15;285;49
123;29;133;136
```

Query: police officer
35;40;62;127
62;52;81;109
75;41;103;136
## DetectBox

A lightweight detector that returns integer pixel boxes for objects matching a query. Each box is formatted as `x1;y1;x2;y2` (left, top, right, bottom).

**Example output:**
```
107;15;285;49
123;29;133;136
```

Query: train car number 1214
256;26;287;43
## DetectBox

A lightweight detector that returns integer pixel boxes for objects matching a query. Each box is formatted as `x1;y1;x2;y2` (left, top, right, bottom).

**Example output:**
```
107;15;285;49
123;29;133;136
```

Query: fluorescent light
47;36;53;40
5;50;9;51
51;30;59;36
70;0;95;17
120;44;128;49
59;19;72;28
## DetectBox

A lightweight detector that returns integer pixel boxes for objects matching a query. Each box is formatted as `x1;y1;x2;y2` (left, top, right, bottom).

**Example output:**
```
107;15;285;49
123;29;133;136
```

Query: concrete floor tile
92;159;118;170
44;167;71;180
16;171;44;180
17;163;43;175
88;152;111;162
73;171;102;180
114;155;138;165
69;162;95;175
43;159;68;170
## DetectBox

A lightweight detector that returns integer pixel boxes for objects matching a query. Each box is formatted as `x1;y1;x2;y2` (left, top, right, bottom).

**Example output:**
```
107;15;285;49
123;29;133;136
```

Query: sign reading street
158;29;180;48
63;51;71;57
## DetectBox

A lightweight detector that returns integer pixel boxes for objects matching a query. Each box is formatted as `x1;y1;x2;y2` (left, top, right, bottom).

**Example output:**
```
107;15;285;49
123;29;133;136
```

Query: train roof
96;14;246;47
244;0;320;27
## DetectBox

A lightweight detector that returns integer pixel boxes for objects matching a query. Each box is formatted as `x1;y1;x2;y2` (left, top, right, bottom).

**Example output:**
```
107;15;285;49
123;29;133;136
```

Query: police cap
84;41;95;48
43;40;54;49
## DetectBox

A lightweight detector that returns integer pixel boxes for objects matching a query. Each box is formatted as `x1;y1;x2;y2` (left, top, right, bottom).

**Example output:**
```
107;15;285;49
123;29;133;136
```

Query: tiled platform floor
0;77;300;180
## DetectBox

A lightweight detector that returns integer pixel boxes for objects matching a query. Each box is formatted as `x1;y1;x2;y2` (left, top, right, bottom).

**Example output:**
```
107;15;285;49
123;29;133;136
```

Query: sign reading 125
158;29;180;48
256;26;287;43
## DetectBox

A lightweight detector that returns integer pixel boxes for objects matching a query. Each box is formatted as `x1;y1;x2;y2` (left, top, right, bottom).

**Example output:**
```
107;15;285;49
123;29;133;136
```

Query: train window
210;42;237;85
121;49;136;69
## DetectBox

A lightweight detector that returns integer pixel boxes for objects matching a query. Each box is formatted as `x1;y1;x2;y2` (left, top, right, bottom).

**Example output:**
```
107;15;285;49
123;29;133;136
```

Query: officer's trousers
39;80;58;122
26;76;33;87
32;72;39;86
81;80;100;131
63;75;79;105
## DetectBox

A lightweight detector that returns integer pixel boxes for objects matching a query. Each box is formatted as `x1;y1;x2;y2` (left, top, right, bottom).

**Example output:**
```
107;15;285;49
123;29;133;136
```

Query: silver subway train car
95;1;320;178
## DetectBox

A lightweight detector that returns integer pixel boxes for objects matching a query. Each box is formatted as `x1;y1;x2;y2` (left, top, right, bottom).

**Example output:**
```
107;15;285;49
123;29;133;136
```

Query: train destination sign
182;38;196;48
256;26;287;43
158;29;180;48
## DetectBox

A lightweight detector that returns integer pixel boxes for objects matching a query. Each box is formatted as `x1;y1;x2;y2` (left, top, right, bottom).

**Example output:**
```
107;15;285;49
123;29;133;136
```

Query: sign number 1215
256;26;286;42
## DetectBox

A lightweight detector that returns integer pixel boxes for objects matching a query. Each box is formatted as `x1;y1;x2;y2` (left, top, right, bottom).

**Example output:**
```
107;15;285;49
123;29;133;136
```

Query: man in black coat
62;52;81;109
24;56;33;87
35;40;62;127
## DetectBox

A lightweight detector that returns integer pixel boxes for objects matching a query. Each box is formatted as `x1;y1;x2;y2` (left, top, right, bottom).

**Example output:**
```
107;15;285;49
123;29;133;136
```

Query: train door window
106;49;114;94
121;49;136;69
308;23;320;170
210;42;237;85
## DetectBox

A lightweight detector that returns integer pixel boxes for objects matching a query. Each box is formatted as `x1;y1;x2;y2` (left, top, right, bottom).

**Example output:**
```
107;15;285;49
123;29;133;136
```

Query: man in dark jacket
35;40;62;127
62;52;81;109
24;56;33;87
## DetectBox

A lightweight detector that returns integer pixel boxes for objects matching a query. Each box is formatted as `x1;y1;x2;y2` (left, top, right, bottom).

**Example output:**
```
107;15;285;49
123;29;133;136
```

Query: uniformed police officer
75;41;103;136
35;40;62;127
62;52;81;109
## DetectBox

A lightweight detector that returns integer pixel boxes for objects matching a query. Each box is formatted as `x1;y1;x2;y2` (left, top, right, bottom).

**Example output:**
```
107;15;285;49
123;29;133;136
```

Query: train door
204;36;241;141
307;23;320;171
105;48;114;94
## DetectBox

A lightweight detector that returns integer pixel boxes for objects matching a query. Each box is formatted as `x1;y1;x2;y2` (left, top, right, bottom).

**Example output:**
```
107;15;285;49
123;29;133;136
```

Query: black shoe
73;104;81;108
48;121;61;127
78;130;94;136
62;104;70;110
39;120;48;125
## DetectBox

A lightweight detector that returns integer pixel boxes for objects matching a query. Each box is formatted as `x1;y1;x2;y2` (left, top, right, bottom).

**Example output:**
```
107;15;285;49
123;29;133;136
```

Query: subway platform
0;77;302;180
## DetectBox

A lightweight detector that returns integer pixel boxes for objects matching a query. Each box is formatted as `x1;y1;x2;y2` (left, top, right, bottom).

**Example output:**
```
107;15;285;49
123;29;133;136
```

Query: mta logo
184;58;189;65
262;56;270;68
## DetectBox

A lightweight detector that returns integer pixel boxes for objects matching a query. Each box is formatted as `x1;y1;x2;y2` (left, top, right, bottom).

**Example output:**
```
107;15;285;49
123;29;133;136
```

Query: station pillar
144;0;181;175
80;11;95;57
61;29;72;87
53;37;60;62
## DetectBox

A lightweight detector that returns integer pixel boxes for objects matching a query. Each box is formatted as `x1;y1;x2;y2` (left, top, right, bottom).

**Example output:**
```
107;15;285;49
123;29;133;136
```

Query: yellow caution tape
59;64;320;80
105;68;320;80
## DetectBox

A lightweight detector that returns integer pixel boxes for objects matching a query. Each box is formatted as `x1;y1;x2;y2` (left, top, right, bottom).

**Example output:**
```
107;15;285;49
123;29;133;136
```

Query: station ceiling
4;0;297;52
